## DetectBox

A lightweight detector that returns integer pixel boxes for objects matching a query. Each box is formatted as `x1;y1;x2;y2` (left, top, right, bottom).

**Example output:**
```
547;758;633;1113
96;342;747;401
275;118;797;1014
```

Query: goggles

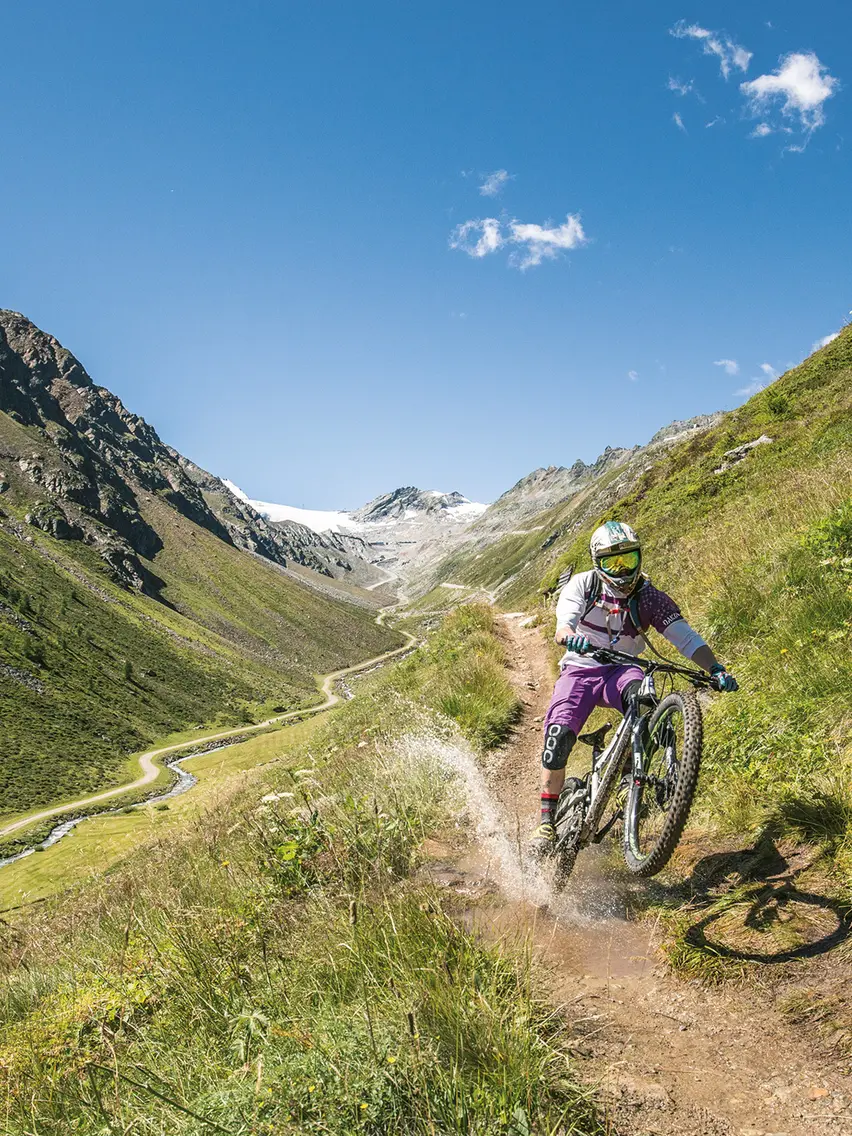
597;550;640;574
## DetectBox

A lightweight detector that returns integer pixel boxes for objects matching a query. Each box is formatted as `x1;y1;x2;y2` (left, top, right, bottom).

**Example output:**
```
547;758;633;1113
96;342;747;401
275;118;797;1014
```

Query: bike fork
622;711;648;857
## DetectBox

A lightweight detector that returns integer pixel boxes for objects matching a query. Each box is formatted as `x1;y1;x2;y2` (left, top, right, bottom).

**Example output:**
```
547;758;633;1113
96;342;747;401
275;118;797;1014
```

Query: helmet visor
598;550;640;575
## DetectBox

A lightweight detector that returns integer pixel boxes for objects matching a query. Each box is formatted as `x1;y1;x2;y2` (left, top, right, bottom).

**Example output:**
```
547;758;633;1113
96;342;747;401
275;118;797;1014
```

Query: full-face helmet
590;521;642;593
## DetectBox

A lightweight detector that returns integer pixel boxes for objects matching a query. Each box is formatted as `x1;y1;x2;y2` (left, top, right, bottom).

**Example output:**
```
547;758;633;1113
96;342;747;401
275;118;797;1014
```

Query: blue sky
1;2;848;508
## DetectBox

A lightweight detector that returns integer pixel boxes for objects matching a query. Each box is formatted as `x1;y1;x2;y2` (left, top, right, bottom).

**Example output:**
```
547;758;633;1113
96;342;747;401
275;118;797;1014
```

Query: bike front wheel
623;690;703;877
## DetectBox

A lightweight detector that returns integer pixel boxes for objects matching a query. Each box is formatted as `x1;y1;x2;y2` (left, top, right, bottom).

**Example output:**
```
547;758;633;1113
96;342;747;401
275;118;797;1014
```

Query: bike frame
554;710;635;853
554;649;711;856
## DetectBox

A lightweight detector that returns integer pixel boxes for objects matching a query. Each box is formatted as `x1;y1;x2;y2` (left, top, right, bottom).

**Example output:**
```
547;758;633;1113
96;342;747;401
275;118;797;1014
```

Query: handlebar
588;646;714;687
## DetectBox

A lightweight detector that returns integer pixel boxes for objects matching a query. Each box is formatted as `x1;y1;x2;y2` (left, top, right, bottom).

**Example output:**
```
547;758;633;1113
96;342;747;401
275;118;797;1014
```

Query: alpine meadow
2;3;852;1133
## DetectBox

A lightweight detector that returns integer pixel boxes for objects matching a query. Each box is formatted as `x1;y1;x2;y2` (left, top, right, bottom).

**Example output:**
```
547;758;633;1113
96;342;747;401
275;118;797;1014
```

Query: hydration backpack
577;571;649;637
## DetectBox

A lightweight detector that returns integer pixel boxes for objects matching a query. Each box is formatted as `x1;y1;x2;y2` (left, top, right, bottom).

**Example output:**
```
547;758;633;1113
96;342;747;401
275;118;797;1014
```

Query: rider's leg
600;665;645;714
539;723;577;822
619;678;642;712
531;667;599;851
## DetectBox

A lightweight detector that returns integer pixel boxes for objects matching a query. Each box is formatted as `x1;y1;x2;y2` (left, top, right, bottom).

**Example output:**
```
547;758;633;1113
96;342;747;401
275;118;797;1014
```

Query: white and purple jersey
555;570;705;669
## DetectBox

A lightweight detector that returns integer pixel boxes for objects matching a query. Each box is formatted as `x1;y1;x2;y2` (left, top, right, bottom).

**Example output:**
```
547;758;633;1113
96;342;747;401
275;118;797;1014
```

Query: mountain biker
530;520;738;856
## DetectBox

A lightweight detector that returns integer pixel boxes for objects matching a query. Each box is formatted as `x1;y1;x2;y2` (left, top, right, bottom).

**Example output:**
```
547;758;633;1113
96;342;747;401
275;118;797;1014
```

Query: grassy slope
0;607;602;1136
0;716;328;911
0;411;401;818
534;326;852;841
420;466;628;604
432;326;852;869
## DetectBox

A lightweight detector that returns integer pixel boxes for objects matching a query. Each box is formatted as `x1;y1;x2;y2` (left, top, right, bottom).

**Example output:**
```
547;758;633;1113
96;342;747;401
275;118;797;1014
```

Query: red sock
540;793;559;825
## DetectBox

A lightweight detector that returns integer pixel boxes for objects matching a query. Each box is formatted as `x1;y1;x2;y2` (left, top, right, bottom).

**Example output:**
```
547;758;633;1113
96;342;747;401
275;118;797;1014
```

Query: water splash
393;733;553;907
389;730;642;928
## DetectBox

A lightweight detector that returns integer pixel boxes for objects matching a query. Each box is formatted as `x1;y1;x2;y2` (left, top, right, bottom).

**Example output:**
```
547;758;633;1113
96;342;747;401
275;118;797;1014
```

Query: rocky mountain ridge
232;412;725;599
1;306;725;605
352;486;483;523
404;410;726;598
0;310;361;592
229;483;488;592
0;311;404;816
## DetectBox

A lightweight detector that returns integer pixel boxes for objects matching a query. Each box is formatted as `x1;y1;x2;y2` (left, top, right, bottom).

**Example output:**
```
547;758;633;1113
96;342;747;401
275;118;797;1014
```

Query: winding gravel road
0;610;414;842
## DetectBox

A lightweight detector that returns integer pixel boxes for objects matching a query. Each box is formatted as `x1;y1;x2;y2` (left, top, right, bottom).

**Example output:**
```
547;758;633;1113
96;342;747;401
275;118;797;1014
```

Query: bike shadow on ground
647;831;851;965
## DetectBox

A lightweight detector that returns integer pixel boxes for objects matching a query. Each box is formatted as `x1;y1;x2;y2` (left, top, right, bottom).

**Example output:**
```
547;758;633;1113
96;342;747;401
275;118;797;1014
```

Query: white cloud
670;21;752;80
714;358;739;375
705;115;724;128
741;52;839;134
449;218;504;258
628;370;639;382
736;380;765;398
812;330;840;351
451;213;588;270
507;215;588;270
479;169;512;197
673;111;687;132
760;362;778;378
750;122;773;138
667;76;694;96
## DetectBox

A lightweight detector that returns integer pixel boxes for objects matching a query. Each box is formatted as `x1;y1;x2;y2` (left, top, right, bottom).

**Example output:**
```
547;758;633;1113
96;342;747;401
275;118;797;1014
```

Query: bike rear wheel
623;690;702;876
551;778;585;890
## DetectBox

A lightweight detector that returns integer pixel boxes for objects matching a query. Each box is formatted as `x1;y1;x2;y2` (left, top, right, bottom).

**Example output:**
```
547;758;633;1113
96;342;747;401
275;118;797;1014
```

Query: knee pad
620;679;642;714
542;724;576;770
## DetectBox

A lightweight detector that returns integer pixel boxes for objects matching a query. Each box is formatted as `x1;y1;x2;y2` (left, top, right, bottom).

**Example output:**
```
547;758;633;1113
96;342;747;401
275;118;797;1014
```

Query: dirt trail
454;614;851;1136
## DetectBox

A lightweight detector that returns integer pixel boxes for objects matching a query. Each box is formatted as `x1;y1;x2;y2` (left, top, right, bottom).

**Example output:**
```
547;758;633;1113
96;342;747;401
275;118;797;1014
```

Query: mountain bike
551;647;716;886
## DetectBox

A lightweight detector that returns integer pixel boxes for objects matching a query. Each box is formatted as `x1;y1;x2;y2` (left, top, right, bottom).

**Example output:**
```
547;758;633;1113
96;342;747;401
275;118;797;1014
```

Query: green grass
322;604;522;755
0;716;327;911
0;605;600;1135
0;409;402;816
434;328;852;865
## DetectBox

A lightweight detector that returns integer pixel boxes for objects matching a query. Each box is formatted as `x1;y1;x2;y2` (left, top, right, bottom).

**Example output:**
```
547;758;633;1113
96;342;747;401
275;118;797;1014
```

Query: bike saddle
577;722;613;748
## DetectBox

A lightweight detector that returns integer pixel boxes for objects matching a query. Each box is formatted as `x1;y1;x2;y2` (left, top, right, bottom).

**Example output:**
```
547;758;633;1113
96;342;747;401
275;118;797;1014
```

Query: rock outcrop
353;487;482;523
0;310;350;592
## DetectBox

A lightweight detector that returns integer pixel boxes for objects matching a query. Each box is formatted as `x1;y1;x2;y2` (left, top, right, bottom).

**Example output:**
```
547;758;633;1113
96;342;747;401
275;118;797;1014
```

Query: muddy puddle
407;730;660;982
427;839;659;982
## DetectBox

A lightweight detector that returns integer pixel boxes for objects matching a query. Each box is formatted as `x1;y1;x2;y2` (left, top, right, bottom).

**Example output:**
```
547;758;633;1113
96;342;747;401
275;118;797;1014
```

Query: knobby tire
551;731;630;891
623;690;703;877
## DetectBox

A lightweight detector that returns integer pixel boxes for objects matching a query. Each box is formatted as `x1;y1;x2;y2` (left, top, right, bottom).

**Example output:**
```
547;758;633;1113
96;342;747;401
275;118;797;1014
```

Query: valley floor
4;604;851;1134
430;614;852;1136
0;615;415;910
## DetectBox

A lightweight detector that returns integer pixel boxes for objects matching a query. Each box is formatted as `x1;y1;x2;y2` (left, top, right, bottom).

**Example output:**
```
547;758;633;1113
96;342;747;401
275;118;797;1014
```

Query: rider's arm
644;585;709;661
554;572;588;645
661;617;706;660
663;612;737;687
690;644;721;672
651;593;726;673
643;584;737;688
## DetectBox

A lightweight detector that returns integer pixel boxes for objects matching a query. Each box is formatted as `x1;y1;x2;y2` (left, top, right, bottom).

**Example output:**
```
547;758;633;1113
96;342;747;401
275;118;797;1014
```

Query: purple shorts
543;663;643;735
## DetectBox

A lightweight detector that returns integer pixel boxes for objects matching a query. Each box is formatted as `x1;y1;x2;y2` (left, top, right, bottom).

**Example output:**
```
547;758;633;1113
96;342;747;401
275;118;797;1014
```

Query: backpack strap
626;579;648;634
579;572;602;623
578;574;648;637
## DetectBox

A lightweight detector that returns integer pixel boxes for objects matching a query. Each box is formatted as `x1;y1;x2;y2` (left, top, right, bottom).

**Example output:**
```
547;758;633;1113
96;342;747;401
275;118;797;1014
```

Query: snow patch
448;501;487;520
222;479;486;535
253;502;361;534
222;480;361;534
